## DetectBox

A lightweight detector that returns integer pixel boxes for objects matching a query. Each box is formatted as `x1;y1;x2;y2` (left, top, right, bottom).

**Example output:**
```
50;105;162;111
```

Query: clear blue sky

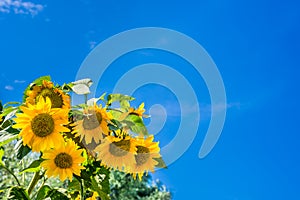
1;0;300;199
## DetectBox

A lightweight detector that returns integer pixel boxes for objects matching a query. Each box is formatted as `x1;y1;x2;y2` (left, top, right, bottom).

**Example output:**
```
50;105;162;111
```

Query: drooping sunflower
13;97;69;152
41;140;85;181
129;135;161;180
95;135;136;171
26;80;70;109
72;104;112;144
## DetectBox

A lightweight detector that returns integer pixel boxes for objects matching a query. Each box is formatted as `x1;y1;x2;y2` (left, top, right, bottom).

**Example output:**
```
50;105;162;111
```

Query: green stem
21;160;25;184
31;177;48;198
27;171;41;195
1;164;21;186
80;178;84;200
84;94;88;104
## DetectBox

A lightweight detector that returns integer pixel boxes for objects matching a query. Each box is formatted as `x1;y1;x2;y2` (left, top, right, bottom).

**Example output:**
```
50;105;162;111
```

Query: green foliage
110;171;171;200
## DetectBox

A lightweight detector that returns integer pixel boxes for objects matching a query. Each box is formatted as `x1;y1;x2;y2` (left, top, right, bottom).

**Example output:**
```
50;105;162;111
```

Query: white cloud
0;0;44;15
4;85;14;90
14;79;26;83
89;41;97;49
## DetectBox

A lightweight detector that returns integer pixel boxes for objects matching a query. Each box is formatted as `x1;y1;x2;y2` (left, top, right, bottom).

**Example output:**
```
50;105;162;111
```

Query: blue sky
1;0;300;199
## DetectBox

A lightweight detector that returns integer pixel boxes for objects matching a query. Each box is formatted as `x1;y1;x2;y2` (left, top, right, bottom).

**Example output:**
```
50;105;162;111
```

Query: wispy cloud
4;85;14;90
0;0;44;15
89;41;97;50
14;79;26;83
150;102;242;119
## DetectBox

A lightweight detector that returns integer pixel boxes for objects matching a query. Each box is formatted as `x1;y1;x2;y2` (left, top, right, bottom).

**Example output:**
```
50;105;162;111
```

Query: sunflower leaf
0;132;18;147
0;148;4;166
124;114;148;136
107;94;134;106
45;188;69;200
6;186;30;200
154;157;167;169
15;140;31;160
20;159;44;174
36;185;51;200
90;175;110;200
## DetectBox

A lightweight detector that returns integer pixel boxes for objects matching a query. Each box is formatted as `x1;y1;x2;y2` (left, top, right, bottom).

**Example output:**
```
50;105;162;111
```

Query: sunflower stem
0;164;21;186
84;94;88;104
80;178;84;200
31;177;48;198
27;171;41;195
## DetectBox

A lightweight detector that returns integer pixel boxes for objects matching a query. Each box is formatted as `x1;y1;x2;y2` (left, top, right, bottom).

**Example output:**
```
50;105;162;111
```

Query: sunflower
95;135;136;171
72;104;112;145
41;140;85;181
129;135;161;180
13;97;69;152
128;103;145;117
26;80;70;109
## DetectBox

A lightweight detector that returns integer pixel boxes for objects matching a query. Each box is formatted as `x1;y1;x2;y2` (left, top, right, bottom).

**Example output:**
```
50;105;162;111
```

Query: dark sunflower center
37;88;63;108
54;152;73;169
135;146;150;166
82;111;102;130
31;113;54;137
109;140;131;157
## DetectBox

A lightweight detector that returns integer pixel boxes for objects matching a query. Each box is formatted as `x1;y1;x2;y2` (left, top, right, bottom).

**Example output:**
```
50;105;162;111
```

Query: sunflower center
54;152;73;169
37;88;63;108
31;113;54;137
109;140;131;157
135;146;150;166
82;111;102;130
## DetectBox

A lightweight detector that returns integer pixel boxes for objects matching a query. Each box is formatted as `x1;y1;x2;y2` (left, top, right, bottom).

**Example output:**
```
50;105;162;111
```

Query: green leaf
2;102;20;108
124;114;148;136
107;94;134;107
36;185;51;200
6;186;30;200
90;176;110;200
97;166;110;194
0;148;4;166
32;76;51;86
45;189;69;200
14;140;31;160
0;132;18;147
67;178;81;192
0;106;18;120
20;159;44;174
154;157;167;169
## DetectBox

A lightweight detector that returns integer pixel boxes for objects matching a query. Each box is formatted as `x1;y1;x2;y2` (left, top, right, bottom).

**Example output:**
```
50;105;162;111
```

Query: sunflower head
72;104;112;145
41;140;85;181
95;135;137;171
26;80;70;109
130;135;161;180
13;97;70;152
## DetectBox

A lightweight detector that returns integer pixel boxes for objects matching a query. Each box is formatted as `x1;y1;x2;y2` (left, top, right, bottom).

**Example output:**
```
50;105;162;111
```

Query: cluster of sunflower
1;76;165;200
